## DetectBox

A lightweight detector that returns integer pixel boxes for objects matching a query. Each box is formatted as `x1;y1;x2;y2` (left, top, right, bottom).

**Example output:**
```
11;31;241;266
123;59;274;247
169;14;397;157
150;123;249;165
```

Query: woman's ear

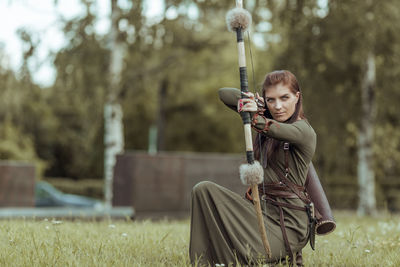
295;91;300;104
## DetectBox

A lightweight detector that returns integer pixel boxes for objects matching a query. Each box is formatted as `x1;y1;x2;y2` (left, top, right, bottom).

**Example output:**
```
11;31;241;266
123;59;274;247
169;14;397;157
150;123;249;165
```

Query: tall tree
0;34;48;175
50;1;108;179
358;52;376;215
104;0;125;208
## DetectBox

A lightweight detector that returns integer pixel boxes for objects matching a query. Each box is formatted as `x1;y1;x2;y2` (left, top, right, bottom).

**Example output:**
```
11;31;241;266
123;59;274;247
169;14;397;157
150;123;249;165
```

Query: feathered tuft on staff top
226;7;252;32
239;161;264;185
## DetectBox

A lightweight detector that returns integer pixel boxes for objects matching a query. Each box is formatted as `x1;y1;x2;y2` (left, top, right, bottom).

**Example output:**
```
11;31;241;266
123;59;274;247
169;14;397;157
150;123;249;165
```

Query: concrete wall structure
113;151;400;217
0;162;35;207
113;151;248;214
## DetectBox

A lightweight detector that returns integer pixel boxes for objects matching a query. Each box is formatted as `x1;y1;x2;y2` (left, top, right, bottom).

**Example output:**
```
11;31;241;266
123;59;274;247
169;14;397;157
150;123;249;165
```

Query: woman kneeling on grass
189;70;317;266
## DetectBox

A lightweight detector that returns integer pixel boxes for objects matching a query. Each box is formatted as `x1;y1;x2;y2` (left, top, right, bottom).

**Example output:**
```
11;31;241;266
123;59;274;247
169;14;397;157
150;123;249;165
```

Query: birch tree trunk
104;0;124;209
357;52;377;216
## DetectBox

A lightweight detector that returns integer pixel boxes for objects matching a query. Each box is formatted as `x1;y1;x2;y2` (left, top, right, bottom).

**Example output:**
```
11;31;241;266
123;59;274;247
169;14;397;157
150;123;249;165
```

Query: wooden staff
226;0;271;258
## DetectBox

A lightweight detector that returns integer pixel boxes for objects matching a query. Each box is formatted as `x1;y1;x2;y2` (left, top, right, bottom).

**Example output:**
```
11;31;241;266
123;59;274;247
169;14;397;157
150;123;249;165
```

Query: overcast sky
0;0;165;87
0;0;212;86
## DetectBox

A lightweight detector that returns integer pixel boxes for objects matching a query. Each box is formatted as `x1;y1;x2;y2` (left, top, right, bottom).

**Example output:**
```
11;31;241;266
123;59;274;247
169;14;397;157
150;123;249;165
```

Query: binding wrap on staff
226;0;272;258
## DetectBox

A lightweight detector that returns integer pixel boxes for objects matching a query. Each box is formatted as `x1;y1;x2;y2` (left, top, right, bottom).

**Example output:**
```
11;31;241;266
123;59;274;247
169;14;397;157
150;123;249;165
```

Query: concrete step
0;206;134;220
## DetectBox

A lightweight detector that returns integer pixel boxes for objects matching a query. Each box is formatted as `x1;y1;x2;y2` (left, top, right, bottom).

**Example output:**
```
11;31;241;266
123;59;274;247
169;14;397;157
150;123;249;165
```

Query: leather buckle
283;142;290;150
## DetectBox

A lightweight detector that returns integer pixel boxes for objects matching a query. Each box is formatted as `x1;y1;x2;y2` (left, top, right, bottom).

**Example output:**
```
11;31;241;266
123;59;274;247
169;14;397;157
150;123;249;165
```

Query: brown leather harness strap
267;142;311;266
246;187;307;211
245;142;314;265
263;195;307;211
269;145;310;205
270;147;323;220
260;182;303;199
246;183;308;266
279;205;293;263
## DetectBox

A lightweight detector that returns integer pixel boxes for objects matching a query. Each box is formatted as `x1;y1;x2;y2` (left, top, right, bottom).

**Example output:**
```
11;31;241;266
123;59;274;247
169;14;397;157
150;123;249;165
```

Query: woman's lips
274;112;285;116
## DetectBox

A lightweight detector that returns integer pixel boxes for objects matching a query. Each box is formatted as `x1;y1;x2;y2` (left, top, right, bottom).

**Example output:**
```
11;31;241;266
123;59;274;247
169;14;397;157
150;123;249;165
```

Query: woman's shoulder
293;119;315;133
284;120;316;159
292;119;317;143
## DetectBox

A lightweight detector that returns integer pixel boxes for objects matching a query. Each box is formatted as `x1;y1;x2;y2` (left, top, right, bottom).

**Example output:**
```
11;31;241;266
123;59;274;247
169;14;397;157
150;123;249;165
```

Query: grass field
1;211;399;267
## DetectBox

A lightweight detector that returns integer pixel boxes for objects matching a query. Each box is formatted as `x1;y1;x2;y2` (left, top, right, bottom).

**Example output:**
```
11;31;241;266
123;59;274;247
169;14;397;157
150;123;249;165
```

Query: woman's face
264;83;300;122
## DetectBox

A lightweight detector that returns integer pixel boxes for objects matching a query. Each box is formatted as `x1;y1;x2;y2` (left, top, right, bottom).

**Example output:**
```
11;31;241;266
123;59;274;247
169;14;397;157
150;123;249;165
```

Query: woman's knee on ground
192;181;217;196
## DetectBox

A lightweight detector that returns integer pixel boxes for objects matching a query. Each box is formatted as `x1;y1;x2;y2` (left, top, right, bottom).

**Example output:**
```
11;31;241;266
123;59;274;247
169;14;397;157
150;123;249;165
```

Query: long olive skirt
189;181;307;266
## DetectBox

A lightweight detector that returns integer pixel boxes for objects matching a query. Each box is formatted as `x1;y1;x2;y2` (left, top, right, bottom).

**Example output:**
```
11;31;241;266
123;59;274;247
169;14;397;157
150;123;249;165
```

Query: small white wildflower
108;224;116;229
51;220;62;225
43;218;48;222
45;226;50;230
121;233;128;237
365;249;370;253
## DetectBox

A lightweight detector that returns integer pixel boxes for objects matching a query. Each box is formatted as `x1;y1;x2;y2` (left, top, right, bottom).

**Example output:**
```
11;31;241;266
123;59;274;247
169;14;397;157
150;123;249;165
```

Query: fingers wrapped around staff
238;97;257;112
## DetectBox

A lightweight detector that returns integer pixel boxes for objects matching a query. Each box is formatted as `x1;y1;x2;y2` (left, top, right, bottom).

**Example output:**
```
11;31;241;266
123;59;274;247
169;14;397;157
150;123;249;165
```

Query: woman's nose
275;100;282;110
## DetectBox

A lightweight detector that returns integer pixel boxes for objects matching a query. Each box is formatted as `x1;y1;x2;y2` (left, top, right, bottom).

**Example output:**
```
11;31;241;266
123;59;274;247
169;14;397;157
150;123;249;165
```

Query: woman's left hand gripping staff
237;92;264;113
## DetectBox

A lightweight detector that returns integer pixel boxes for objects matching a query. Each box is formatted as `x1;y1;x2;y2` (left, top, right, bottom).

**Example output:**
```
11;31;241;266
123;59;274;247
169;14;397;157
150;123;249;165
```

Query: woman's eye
266;99;274;103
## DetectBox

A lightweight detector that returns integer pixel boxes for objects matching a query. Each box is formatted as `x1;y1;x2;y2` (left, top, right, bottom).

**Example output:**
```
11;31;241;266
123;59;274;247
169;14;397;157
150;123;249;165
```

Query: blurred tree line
1;0;400;211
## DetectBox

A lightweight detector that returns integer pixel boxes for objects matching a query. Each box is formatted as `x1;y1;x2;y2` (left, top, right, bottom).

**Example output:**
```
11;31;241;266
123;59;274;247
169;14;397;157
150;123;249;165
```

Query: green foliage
120;0;249;153
261;0;400;185
0;49;48;177
0;119;46;177
0;119;36;161
2;0;400;186
48;4;108;178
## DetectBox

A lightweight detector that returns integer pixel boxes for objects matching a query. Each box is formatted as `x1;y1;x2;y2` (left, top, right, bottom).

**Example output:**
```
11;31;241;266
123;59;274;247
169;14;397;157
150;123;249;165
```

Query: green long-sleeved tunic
219;86;316;237
189;87;316;265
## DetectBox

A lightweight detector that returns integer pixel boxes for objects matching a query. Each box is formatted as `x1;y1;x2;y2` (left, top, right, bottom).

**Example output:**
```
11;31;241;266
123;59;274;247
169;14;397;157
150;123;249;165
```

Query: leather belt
246;182;306;201
258;182;305;199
